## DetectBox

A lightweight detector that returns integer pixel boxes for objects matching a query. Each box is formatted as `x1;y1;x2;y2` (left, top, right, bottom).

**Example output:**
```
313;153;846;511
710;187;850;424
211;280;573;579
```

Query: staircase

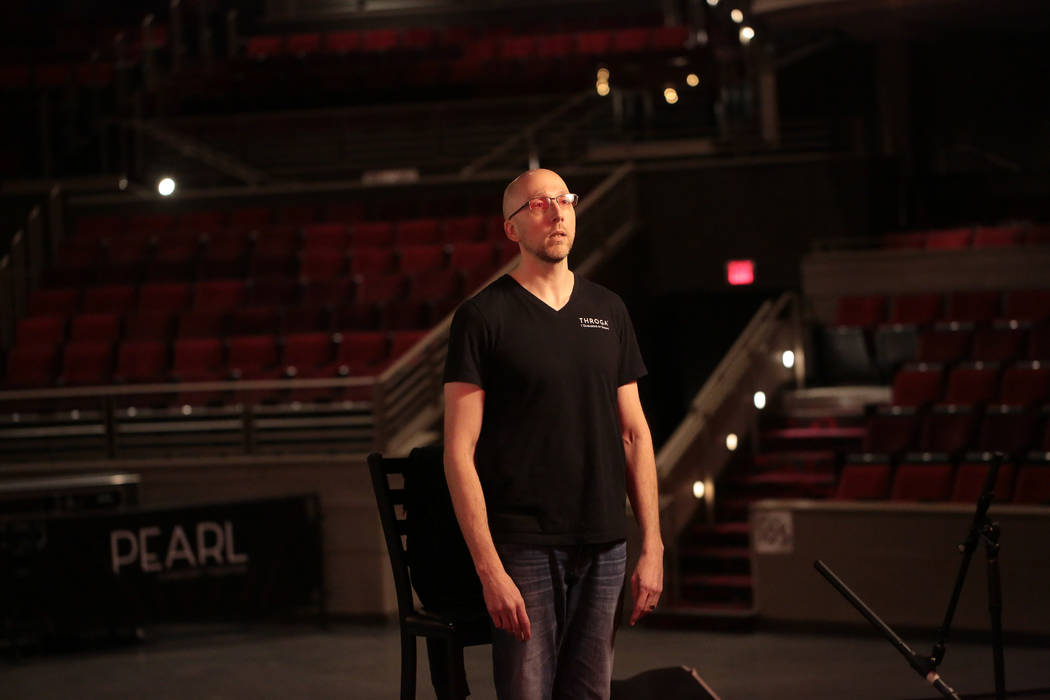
654;386;883;629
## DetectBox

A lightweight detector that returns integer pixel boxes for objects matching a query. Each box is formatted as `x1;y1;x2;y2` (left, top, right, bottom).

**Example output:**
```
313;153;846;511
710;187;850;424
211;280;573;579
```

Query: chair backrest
368;452;417;617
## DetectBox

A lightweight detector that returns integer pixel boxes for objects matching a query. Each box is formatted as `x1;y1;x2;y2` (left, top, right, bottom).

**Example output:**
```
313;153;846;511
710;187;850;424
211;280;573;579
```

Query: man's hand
481;569;532;642
629;548;664;626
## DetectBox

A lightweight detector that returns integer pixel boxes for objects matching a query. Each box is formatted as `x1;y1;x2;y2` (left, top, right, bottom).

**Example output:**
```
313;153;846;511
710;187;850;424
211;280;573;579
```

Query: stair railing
655;291;805;604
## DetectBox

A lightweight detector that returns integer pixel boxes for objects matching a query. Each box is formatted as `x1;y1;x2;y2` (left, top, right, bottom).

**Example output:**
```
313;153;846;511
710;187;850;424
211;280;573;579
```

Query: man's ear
504;218;520;242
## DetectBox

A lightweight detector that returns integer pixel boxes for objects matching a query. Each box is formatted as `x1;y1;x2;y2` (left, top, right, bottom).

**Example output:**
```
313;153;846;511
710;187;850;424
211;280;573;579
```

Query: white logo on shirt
578;316;610;330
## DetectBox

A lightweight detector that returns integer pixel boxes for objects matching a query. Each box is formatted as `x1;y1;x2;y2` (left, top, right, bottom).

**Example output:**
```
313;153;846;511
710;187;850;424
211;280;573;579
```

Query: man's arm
443;381;531;641
617;380;664;625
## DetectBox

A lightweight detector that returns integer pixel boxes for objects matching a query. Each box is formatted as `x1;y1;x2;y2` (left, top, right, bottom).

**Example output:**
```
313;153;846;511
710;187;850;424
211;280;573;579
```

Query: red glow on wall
727;260;755;286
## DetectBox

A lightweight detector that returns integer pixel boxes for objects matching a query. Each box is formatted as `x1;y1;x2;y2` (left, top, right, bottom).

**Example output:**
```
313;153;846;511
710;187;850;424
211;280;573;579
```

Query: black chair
368;451;491;700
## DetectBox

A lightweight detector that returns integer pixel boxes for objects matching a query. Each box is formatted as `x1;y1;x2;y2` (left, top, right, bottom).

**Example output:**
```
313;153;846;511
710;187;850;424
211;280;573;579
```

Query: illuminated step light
686;73;700;87
739;25;755;44
782;350;796;369
692;480;706;499
731;8;744;22
157;176;176;197
726;433;738;451
753;390;767;410
663;87;679;104
597;67;610;81
597;81;610;96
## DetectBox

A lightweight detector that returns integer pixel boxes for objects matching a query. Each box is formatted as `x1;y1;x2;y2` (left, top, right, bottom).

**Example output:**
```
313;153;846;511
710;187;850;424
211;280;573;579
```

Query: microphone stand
814;452;1008;700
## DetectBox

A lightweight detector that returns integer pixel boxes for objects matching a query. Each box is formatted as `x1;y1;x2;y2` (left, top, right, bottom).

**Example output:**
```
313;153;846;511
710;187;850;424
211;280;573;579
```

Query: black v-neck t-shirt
444;274;647;545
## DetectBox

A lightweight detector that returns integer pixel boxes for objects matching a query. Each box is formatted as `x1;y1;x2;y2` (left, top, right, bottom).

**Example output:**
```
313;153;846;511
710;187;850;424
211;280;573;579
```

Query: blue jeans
492;540;627;700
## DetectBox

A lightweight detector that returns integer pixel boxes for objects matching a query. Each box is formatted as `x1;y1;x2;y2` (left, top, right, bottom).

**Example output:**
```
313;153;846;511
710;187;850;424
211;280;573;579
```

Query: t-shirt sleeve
443;301;489;388
616;298;647;386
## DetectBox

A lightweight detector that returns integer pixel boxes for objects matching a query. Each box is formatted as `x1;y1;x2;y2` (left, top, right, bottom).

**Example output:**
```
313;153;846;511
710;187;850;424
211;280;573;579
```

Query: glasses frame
506;193;580;220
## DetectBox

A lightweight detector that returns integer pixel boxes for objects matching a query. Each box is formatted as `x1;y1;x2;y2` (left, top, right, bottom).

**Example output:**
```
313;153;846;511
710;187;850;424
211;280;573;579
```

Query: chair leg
425;637;451;699
447;639;467;699
400;629;417;700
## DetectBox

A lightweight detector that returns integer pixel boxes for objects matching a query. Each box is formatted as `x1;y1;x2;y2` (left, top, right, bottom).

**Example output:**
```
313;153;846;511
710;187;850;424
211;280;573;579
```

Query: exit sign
727;259;755;286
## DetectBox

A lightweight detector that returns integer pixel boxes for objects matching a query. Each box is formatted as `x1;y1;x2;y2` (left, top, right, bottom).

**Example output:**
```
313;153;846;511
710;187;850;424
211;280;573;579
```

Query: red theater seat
300;251;347;280
303;223;350;251
350;247;398;275
917;325;972;364
178;310;228;338
925;228;972;250
978;405;1040;455
891;463;953;502
535;34;573;58
324;31;362;54
501;36;535;60
83;285;136;314
649;25;689;50
280;205;315;226
920;405;977;454
397;219;441;246
230;206;272;232
336;303;381;332
229;307;281;336
971;323;1027;363
399;244;446;274
4;344;59;388
287;32;321;56
126;212;176;235
390;330;428;359
124;312;175;341
973;226;1024;249
17;315;66;345
284;305;333;334
834;464;891;500
443;216;486;243
180;209;226;233
356;274;407;305
351;221;395;248
946;291;999;324
1012;466;1050;504
944;363;999;404
29;288;81;316
576;30;612;55
951;460;1015;503
834;296;885;327
246;35;285;60
69;313;121;342
890;294;942;325
194;279;246;310
882;233;926;249
864;409;920;454
450;242;496;270
1029;326;1050;361
284;333;334;375
115;340;169;384
361;29;399;52
139;283;191;313
173;338;225;379
891;365;944;407
409;268;462;303
336;331;388;373
1004;289;1050;323
249;277;300;307
999;363;1050;405
301;279;355;307
228;335;280;376
381;301;430;330
60;341;113;385
400;28;436;51
611;28;649;53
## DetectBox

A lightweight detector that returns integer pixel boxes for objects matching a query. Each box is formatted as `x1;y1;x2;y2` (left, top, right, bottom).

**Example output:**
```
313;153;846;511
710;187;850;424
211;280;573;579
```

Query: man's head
502;168;577;265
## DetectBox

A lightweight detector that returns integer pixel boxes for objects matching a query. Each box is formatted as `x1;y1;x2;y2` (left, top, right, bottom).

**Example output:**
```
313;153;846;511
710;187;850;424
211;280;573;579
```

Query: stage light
726;433;738;451
731;9;744;22
686;73;700;87
663;87;679;104
157;176;176;196
692;480;706;499
597;67;610;81
754;391;767;410
739;26;755;44
707;0;719;6
781;350;795;369
596;81;610;96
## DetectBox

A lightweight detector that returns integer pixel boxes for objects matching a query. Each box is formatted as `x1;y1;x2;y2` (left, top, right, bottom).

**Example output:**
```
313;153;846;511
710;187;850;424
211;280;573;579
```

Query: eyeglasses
507;193;579;219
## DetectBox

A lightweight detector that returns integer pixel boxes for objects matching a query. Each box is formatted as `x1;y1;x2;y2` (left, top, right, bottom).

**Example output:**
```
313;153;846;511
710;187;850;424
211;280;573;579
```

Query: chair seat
404;609;490;644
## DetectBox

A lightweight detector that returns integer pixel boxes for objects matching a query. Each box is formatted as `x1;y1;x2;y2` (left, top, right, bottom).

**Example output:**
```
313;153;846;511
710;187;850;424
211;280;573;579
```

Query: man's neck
510;257;574;310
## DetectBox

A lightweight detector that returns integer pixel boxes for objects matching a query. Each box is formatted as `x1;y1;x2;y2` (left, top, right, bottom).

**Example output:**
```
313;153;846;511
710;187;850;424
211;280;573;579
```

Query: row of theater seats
244;25;689;61
881;223;1049;250
47;240;515;287
821;289;1050;383
0;61;115;89
74;210;507;240
3;330;424;407
834;454;1050;504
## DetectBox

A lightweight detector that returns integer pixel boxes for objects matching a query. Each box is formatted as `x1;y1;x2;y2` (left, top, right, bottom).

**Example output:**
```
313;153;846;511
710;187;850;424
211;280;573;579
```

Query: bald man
443;169;663;699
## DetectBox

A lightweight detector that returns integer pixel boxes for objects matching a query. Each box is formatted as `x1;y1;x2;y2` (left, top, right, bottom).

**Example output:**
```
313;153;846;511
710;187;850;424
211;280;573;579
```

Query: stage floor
4;622;1049;699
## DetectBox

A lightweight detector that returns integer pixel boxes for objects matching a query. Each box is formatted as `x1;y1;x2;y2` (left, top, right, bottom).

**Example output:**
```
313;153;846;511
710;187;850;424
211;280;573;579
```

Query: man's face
504;170;576;264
